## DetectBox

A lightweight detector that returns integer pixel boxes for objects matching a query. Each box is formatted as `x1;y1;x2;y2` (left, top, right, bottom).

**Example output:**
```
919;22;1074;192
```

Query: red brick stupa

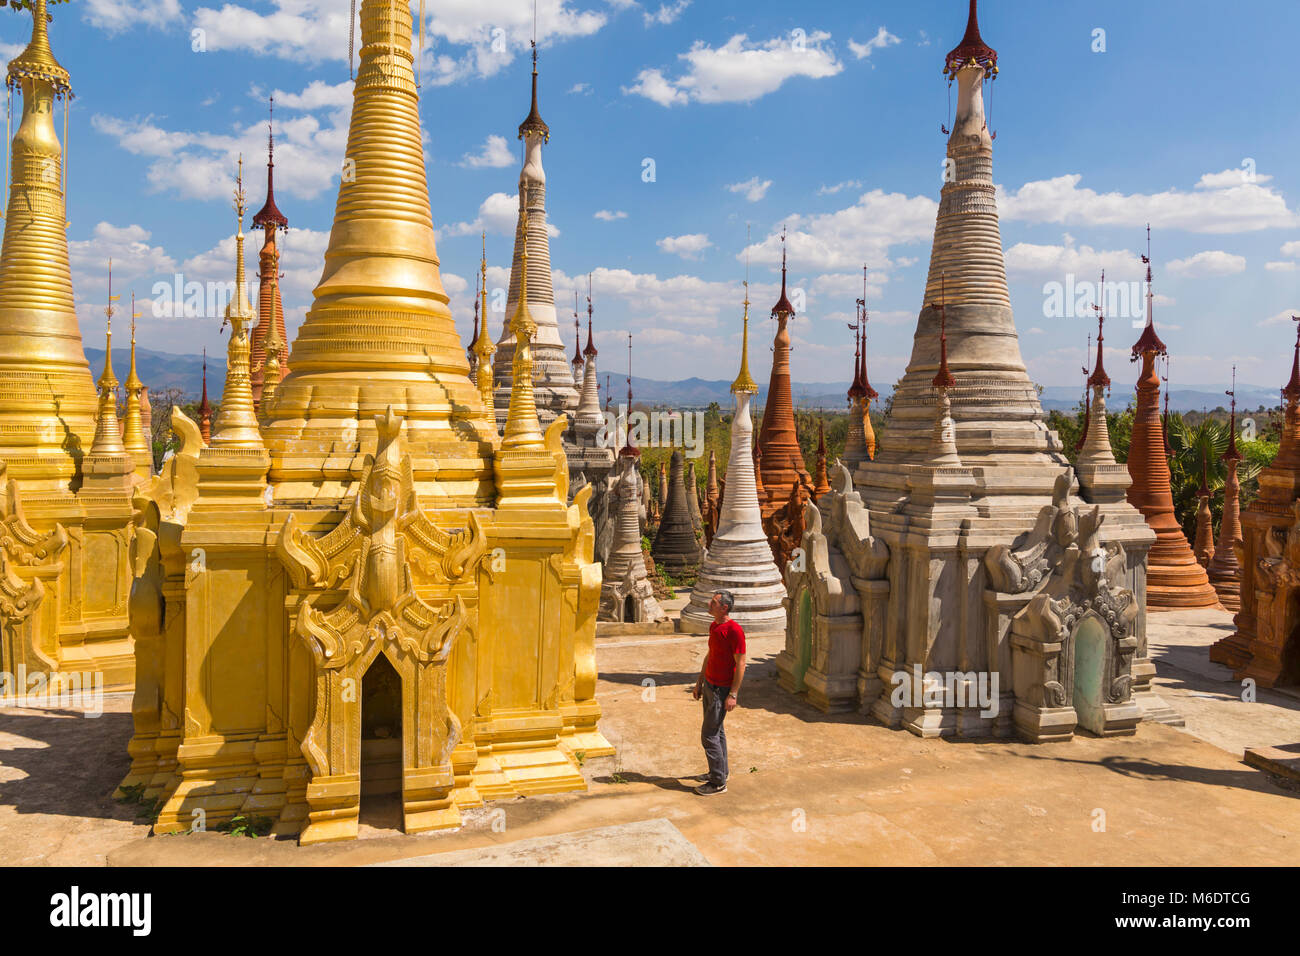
1125;234;1218;609
1207;368;1244;611
1211;324;1300;683
756;232;810;518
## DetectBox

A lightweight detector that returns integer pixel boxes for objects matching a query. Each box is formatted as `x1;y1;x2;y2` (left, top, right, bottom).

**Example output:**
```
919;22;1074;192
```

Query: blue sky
8;0;1300;396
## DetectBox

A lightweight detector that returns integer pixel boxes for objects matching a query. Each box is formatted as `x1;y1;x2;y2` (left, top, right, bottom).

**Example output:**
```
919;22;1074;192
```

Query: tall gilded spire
731;280;758;395
261;0;493;502
472;231;495;410
198;349;212;444
90;266;126;457
211;157;264;449
501;209;543;448
121;292;152;477
0;0;99;488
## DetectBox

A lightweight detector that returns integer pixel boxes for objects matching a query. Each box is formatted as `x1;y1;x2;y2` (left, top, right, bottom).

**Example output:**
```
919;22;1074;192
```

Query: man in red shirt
691;590;746;795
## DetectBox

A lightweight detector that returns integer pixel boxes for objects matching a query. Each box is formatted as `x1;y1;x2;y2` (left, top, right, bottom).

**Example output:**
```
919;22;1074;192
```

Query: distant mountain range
98;349;1276;416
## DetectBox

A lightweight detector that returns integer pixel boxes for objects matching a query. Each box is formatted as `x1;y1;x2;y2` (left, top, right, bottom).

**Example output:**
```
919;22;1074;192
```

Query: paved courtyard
2;602;1298;866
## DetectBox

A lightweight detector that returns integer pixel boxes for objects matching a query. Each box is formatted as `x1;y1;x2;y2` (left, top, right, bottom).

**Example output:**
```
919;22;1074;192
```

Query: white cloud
1281;240;1300;258
847;26;899;60
82;0;181;32
441;193;560;239
656;233;712;259
594;209;628;221
1267;261;1298;272
1167;250;1247;278
998;173;1298;234
742;189;937;272
644;0;689;26
93;79;353;202
190;0;606;83
1025;327;1045;335
725;176;772;203
568;82;591;94
459;134;516;168
1261;308;1300;327
817;180;862;196
1196;167;1273;190
624;67;688;106
624;30;842;106
1004;237;1144;280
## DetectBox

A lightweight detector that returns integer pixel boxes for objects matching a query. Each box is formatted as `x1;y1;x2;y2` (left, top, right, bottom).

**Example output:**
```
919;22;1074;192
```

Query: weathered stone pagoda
0;0;139;690
567;281;617;564
1126;243;1219;609
598;437;665;624
119;0;610;845
681;288;785;635
777;0;1164;740
1207;374;1244;611
1211;324;1300;685
652;449;701;572
250;100;290;412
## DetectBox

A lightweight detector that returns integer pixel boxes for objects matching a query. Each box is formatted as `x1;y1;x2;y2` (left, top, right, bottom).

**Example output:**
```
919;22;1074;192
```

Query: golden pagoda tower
121;295;152;481
0;2;136;690
121;0;609;845
471;232;496;410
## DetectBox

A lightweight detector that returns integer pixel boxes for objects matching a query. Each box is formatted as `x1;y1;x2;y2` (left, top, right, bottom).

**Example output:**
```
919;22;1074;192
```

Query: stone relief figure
1008;467;1141;740
985;470;1073;594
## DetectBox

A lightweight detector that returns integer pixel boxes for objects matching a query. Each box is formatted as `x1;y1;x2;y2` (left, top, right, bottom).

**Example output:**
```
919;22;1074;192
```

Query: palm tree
1165;415;1266;541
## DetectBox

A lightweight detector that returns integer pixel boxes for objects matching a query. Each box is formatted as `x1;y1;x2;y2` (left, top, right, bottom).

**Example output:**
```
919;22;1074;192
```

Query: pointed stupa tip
7;0;71;94
1088;311;1110;390
944;0;997;78
126;304;142;391
252;97;289;232
1285;321;1300;405
198;350;211;418
518;43;550;142
1224;391;1242;463
584;284;597;357
731;285;759;395
860;320;878;400
772;236;795;317
1132;227;1168;359
571;314;584;370
1197;453;1211;498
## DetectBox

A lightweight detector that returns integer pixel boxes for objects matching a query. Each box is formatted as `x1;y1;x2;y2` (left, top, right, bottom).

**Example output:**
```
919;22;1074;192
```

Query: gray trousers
701;681;729;785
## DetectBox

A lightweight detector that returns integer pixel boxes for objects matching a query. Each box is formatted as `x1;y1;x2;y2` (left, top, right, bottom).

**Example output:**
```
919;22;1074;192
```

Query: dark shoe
694;781;727;795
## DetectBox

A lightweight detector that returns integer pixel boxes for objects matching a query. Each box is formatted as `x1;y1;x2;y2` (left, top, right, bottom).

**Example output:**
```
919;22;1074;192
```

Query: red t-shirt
705;618;746;687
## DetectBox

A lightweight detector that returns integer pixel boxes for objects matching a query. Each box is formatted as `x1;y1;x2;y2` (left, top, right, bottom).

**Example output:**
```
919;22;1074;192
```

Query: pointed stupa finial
518;29;550;142
930;272;956;390
6;0;71;95
252;96;288;232
944;0;998;79
472;230;496;409
1132;224;1168;359
1285;317;1300;407
198;347;212;442
89;260;128;456
126;292;142;392
772;226;794;318
1221;365;1242;462
621;332;639;457
571;290;584;371
1088;270;1110;390
733;245;759;395
584;273;597;357
858;270;878;401
502;208;543;446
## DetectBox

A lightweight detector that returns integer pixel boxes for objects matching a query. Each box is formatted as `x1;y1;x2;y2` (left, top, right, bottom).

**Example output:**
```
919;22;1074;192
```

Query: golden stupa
120;0;611;844
0;0;143;690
